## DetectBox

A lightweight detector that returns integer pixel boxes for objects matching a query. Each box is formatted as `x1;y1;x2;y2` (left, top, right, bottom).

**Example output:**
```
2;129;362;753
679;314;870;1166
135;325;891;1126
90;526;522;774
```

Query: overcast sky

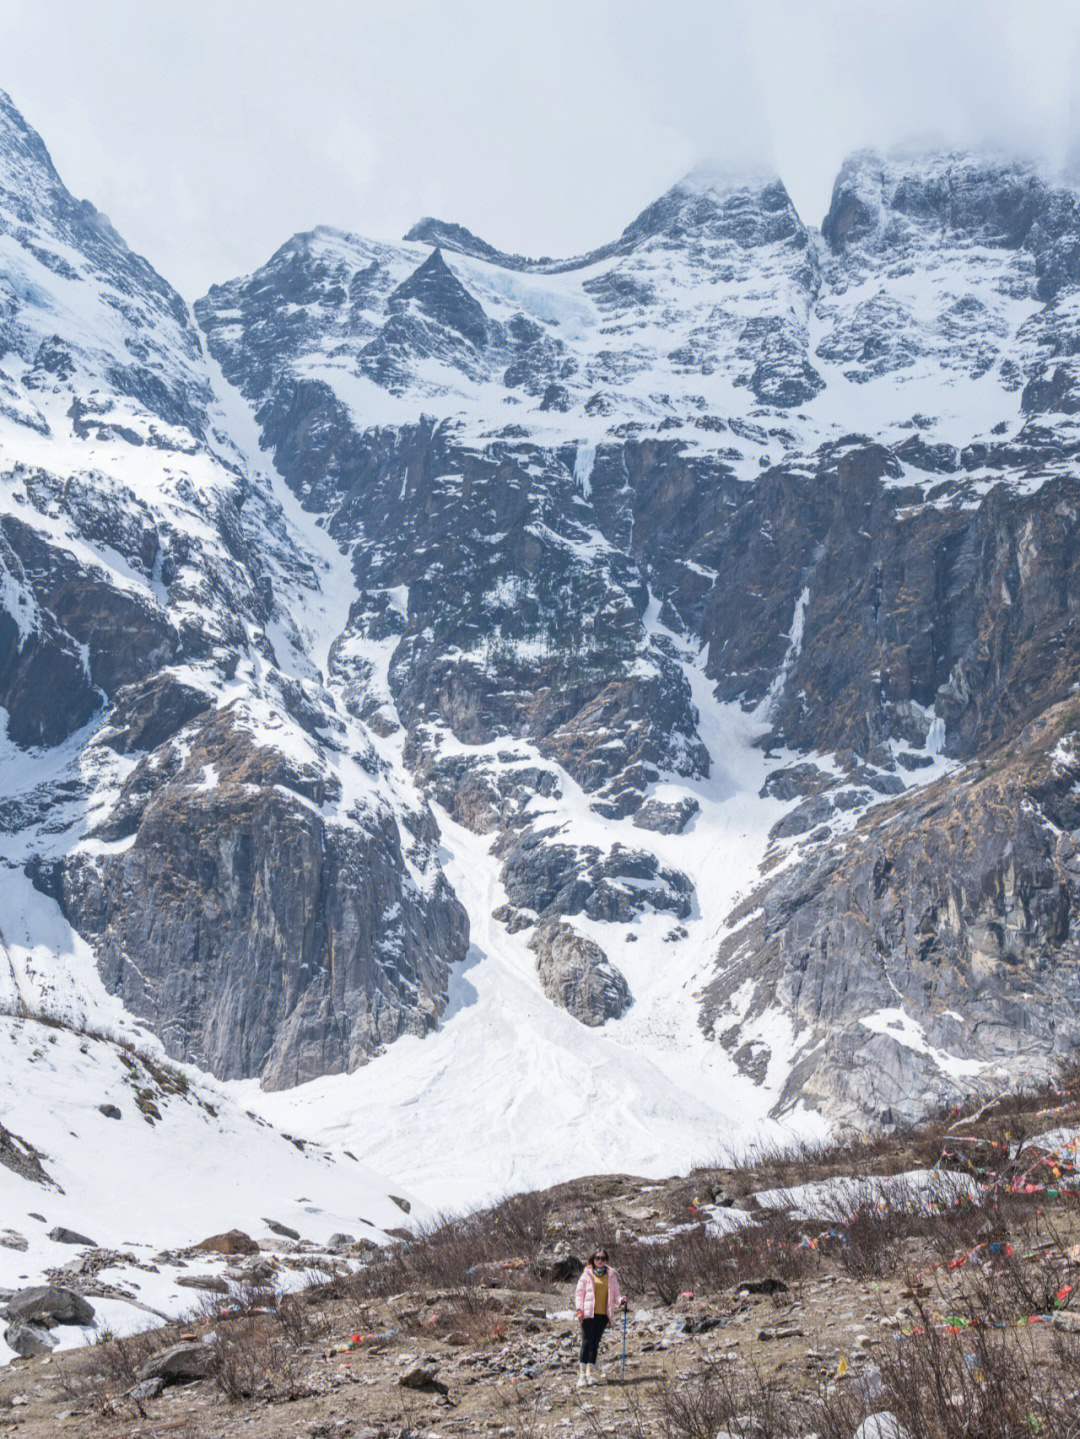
3;0;1080;298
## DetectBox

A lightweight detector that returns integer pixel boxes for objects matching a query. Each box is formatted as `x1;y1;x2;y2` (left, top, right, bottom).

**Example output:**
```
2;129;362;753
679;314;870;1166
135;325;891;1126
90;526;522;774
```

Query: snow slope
0;1010;425;1365
236;653;842;1210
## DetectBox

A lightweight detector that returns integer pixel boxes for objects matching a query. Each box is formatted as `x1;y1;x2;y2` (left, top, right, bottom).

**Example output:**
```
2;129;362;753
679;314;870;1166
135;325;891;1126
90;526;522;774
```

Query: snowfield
0;1011;426;1366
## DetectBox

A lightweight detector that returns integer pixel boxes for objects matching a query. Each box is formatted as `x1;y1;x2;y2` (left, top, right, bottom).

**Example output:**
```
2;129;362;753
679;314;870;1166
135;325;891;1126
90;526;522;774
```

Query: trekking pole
621;1304;627;1382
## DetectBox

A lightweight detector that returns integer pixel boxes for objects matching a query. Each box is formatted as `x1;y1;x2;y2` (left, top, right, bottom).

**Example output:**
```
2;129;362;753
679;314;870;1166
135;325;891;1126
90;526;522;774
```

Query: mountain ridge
3;84;1080;1235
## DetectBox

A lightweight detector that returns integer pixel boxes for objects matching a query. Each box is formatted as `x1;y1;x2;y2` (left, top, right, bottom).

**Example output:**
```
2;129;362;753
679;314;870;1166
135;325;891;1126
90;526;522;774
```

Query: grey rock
3;1320;57;1357
3;1286;95;1326
532;1241;580;1283
399;1365;448;1395
98;1104;122;1120
136;1341;215;1384
0;1230;27;1252
0;1124;53;1187
759;764;831;802
853;1415;911;1439
769;794;833;841
262;1219;300;1240
131;1376;165;1400
327;1233;356;1252
48;1226;97;1247
232;1256;276;1284
175;1275;229;1293
632;796;699;834
529;920;631;1026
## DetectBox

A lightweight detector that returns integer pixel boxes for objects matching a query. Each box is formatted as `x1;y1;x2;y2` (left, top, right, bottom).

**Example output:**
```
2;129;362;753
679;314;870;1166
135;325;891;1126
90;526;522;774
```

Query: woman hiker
574;1246;626;1388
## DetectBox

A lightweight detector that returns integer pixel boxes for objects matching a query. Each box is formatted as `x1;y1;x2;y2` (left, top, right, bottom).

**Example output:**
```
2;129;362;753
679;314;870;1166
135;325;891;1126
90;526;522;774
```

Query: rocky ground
4;1077;1080;1438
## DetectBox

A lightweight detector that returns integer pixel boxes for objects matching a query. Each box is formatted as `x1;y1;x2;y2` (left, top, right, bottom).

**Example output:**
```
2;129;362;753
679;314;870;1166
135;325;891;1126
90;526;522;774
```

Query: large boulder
191;1229;259;1256
48;1226;97;1246
137;1341;215;1384
2;1286;95;1327
3;1320;57;1357
529;920;631;1026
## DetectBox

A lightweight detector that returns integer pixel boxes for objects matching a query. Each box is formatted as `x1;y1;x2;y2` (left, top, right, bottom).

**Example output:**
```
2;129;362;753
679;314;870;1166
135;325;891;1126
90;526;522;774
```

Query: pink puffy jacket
574;1264;625;1319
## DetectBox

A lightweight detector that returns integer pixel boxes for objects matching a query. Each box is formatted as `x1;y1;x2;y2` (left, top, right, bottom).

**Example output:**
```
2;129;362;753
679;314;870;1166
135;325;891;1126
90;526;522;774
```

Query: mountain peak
0;88;66;207
822;145;1051;253
387;247;488;347
617;166;804;254
674;156;784;198
404;217;539;271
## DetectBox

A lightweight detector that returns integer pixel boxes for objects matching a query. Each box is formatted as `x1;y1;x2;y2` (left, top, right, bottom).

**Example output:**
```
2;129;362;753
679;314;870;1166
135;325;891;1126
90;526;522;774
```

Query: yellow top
591;1269;609;1314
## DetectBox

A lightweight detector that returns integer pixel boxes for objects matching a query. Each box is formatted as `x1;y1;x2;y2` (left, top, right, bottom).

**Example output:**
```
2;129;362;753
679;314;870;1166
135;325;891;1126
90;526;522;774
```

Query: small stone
399;1365;448;1395
262;1219;300;1240
98;1104;122;1120
0;1231;27;1252
131;1376;165;1401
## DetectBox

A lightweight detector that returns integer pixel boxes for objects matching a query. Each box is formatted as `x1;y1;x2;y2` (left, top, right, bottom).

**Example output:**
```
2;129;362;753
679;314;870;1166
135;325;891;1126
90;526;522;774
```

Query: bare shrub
274;1290;331;1347
871;1299;1069;1439
208;1316;314;1404
479;1188;553;1250
615;1214;812;1306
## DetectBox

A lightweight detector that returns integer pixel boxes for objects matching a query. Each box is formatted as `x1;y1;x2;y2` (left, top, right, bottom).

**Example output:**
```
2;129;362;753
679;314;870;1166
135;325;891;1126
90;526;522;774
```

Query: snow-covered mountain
5;84;1080;1281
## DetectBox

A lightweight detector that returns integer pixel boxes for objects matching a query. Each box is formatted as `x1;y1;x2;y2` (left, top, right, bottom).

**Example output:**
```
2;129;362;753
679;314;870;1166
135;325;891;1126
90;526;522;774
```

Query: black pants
580;1314;608;1364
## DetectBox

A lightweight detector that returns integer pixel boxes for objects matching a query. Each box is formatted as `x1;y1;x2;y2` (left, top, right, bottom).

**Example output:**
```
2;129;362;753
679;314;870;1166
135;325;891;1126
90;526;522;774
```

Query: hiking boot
576;1364;587;1389
585;1364;595;1385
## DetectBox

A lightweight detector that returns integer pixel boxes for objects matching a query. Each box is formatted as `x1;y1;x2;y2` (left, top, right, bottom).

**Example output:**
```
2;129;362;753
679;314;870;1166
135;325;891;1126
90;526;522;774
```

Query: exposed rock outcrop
529;920;631;1026
54;713;469;1086
704;702;1080;1126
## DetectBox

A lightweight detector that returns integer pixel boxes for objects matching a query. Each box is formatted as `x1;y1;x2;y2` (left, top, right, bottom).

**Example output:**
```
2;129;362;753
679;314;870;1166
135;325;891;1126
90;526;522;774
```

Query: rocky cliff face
193;142;1080;1125
0;91;467;1088
703;700;1080;1127
6;90;1080;1136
